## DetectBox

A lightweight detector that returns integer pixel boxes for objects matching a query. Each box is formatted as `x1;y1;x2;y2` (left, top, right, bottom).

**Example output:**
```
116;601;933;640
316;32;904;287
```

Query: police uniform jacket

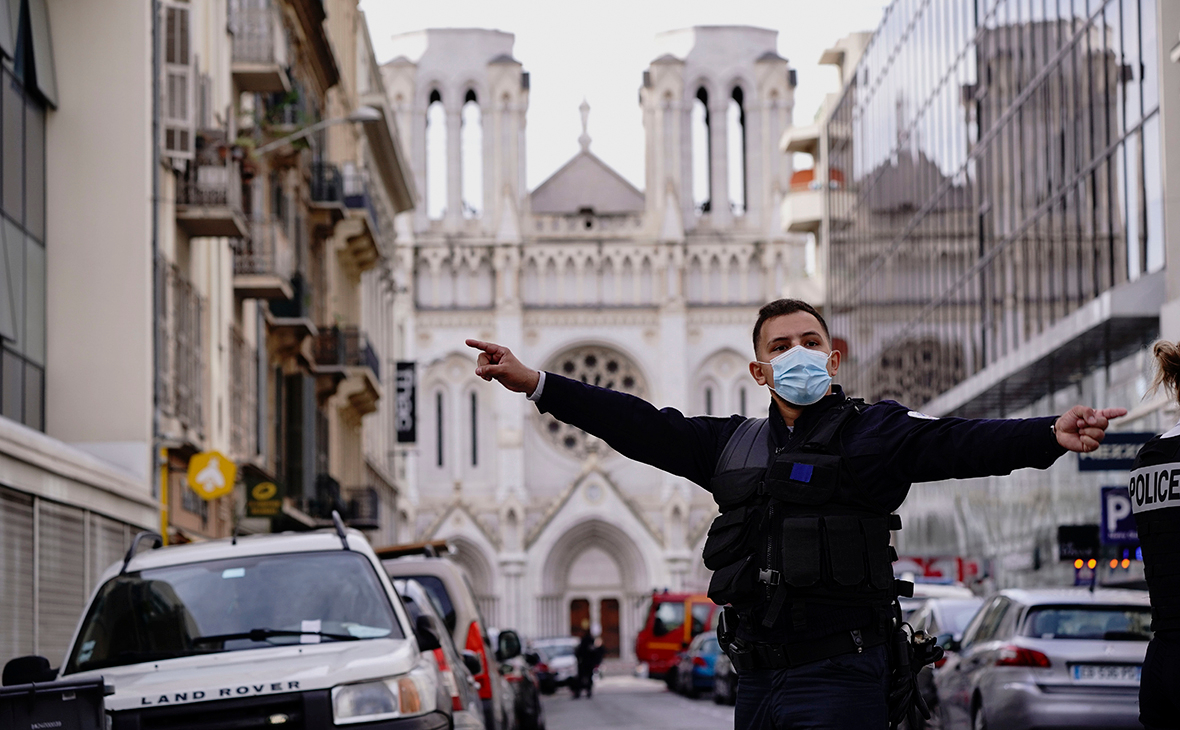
534;373;1067;644
1128;425;1180;632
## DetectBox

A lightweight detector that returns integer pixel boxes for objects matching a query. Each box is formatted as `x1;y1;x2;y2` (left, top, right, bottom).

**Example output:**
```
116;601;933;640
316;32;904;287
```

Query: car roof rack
119;531;164;575
373;539;453;560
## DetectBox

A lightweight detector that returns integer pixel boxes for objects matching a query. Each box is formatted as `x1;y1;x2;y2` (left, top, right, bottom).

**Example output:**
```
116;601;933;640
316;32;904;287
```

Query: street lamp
253;105;382;155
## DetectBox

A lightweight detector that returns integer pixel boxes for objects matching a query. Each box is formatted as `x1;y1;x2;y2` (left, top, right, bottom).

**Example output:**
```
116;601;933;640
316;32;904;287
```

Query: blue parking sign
1101;486;1139;545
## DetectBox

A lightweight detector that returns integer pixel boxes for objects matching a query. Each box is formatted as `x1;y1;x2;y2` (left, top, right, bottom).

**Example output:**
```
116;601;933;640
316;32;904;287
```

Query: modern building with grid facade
785;0;1180;587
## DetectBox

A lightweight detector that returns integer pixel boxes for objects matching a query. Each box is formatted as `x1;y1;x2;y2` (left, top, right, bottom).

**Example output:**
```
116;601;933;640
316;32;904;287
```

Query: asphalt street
542;676;735;730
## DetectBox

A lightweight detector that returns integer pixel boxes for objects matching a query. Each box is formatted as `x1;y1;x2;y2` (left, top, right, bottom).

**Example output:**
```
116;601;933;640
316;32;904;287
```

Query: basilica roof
530;151;645;214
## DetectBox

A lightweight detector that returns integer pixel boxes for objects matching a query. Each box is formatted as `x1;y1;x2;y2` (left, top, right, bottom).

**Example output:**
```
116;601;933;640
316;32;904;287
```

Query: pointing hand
466;339;541;396
1053;405;1128;453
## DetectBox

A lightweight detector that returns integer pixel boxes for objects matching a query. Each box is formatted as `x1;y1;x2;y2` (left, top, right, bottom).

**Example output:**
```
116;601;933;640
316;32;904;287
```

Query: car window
653;602;685;637
701;636;720;654
402;574;457;633
691;603;711;636
65;551;402;674
961;597;1009;649
939;600;984;636
1021;606;1152;640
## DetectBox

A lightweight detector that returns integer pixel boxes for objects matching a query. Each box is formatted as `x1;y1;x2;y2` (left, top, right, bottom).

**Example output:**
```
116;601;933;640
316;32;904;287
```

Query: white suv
5;527;457;730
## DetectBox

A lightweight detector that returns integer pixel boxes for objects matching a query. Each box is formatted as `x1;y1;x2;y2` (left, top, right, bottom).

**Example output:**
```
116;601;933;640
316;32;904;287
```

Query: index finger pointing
1099;407;1128;419
465;338;502;355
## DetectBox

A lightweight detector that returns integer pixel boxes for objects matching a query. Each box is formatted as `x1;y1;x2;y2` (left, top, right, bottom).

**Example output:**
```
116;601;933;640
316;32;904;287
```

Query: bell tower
640;26;795;239
381;29;529;239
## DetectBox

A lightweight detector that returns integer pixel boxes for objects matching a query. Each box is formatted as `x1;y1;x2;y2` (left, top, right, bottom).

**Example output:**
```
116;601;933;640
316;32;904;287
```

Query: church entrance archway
539;519;650;662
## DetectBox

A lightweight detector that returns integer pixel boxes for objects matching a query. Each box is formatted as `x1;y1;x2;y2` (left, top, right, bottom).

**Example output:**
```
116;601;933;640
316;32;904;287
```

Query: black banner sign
396;361;416;444
1077;432;1154;471
1057;524;1100;561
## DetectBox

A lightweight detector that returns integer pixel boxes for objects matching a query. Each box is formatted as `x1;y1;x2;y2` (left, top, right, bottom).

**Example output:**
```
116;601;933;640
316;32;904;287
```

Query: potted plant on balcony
234;136;258;181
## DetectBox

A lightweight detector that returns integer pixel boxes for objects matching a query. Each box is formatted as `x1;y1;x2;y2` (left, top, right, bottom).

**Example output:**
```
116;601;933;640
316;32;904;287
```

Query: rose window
537;346;647;458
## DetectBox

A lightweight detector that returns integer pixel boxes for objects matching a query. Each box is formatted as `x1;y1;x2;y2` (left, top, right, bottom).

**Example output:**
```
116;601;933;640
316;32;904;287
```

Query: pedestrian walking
467;298;1124;730
572;630;604;699
1128;340;1180;730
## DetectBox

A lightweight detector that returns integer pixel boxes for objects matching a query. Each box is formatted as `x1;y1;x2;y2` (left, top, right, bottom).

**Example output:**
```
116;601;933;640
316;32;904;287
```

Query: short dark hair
752;299;831;353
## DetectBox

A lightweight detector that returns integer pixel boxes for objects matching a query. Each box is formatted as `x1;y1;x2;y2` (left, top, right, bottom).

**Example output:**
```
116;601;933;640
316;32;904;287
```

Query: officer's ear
827;347;841;376
749;360;770;386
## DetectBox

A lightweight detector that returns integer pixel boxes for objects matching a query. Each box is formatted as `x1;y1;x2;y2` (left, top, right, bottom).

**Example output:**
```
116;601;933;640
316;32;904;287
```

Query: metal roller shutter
0;486;34;663
88;513;128;594
37;500;86;664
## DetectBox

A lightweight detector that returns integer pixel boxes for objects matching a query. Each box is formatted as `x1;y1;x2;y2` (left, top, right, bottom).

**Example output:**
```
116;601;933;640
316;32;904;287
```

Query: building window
727;87;746;215
692;88;710;213
426;90;446;220
435;390;444;467
704;386;713;415
0;63;46;431
461;90;481;218
739;386;747;416
469;392;478;466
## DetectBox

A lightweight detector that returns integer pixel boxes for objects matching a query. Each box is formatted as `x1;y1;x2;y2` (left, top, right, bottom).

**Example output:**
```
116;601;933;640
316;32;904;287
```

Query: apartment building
785;0;1180;588
0;0;413;668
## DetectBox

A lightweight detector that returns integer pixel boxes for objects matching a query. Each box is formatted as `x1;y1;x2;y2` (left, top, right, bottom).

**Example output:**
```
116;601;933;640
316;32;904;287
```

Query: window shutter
37;501;86;664
161;1;194;159
0;487;35;662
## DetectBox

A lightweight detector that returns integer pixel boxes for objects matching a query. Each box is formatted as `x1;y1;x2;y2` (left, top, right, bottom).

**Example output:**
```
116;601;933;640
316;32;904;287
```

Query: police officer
1129;340;1180;730
468;299;1124;730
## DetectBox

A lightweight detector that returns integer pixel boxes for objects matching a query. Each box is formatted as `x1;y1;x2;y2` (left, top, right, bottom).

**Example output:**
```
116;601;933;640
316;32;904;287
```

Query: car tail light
433;648;464;711
692;656;707;668
996;646;1051;668
934;657;947;669
466;621;493;700
537;662;549;673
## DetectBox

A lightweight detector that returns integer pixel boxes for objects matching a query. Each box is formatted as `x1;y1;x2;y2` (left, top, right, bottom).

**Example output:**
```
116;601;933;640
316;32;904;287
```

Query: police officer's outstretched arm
466;339;541;396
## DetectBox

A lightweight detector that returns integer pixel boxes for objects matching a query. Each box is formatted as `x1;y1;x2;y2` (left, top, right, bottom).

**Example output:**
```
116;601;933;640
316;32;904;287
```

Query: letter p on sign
1100;486;1138;545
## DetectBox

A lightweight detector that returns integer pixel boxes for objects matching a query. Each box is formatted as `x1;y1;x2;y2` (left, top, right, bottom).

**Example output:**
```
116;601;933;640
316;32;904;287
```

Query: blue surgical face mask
760;346;833;406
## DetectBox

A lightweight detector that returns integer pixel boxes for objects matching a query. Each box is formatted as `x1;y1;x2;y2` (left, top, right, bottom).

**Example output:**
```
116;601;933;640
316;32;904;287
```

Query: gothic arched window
692;87;711;214
728;86;747;215
426;89;446;219
462;89;482;218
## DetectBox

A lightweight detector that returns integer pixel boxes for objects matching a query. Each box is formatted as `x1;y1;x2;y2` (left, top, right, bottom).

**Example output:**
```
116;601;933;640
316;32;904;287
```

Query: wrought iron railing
229;0;287;66
314;326;380;380
229;324;257;459
235;218;295;278
177;132;243;212
341;165;381;235
155;257;205;436
310;161;344;204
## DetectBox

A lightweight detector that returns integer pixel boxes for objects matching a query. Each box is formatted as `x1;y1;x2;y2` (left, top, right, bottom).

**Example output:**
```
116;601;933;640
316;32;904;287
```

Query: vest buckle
758;568;781;586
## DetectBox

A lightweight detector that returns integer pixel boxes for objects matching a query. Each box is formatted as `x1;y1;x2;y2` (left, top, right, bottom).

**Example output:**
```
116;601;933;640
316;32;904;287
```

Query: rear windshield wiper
193;628;360;644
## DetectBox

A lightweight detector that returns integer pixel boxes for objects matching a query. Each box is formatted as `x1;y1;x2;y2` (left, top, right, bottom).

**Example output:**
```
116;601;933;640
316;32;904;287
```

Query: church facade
380;26;813;659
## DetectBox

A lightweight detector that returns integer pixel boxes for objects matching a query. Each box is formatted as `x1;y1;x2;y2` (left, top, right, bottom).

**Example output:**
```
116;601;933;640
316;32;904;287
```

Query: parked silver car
934;588;1151;730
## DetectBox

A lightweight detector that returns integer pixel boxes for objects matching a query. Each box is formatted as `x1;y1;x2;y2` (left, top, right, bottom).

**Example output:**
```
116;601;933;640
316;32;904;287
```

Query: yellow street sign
187;451;237;501
251;482;278;501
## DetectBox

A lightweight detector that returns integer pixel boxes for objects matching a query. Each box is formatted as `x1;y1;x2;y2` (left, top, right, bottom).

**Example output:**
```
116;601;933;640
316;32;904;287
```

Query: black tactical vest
703;396;903;630
1128;433;1180;632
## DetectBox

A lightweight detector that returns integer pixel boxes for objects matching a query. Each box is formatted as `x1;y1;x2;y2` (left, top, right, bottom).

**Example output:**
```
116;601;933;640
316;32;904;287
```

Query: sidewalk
600;658;638;677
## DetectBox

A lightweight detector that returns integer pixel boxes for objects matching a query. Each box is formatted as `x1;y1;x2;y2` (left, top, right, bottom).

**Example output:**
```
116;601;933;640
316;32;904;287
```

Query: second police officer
1128;339;1180;730
468;298;1125;730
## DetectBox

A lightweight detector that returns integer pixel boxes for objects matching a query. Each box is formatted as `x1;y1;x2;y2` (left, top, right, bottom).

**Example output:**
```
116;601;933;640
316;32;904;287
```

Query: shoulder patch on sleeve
906;410;938;421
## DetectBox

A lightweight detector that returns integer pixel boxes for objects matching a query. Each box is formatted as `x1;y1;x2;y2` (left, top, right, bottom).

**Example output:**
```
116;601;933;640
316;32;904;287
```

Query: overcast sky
358;0;889;192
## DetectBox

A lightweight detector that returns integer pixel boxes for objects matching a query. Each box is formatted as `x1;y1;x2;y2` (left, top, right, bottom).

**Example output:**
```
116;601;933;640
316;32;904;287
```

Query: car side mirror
462;649;482;676
3;656;56;686
415;615;442;652
496;629;522;662
935;633;960;653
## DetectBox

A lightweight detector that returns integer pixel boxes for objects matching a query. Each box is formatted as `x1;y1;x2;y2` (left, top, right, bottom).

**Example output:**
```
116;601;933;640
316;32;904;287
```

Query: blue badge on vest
790;463;814;483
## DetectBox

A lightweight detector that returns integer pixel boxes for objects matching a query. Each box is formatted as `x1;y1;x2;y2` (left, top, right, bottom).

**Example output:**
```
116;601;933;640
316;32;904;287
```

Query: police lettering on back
1127;463;1180;513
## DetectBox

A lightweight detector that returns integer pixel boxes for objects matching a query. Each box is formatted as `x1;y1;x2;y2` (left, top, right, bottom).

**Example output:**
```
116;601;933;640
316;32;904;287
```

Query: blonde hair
1150;339;1180;402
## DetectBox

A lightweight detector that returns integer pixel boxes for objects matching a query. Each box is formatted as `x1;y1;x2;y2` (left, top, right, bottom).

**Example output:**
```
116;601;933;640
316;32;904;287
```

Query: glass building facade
826;0;1162;416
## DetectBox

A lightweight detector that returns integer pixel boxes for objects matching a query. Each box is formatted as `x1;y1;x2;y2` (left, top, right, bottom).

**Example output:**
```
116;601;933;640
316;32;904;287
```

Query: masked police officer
1129;340;1180;730
468;299;1125;730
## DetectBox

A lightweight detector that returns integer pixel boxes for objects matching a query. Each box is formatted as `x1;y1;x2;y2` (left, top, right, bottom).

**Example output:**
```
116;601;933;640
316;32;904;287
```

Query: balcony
308;161;346;227
314;326;381;415
235;218;294;300
782;187;822;234
175;134;248;238
230;0;290;93
338;166;382;273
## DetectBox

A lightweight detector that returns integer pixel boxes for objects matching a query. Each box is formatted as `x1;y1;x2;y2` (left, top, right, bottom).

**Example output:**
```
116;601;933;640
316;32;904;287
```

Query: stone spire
578;98;591;153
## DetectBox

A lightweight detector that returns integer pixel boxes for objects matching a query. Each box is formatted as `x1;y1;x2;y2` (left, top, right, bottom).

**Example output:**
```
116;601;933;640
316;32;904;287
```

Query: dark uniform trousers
734;645;889;730
1141;631;1180;730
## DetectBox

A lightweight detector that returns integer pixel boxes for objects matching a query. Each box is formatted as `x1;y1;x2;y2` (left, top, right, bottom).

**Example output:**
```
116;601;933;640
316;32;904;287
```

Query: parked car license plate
1071;664;1141;684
